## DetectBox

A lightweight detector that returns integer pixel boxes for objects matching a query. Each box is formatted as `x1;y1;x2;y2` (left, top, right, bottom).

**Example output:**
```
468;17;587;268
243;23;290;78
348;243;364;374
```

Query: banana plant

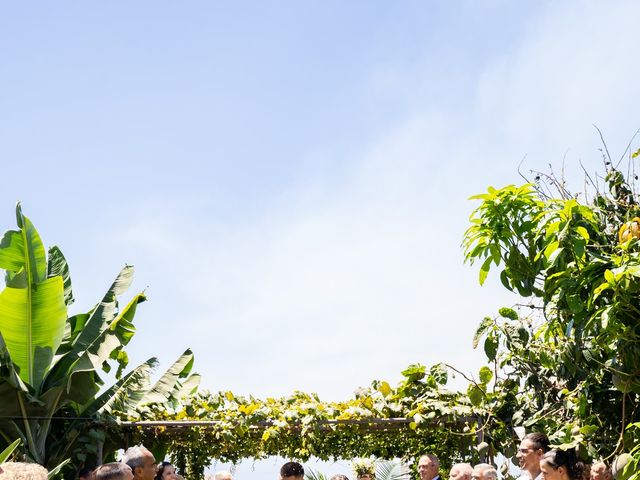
0;204;199;471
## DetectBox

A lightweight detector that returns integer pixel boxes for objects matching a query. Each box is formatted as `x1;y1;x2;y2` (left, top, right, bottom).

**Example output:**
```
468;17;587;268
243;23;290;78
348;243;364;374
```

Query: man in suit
418;455;440;480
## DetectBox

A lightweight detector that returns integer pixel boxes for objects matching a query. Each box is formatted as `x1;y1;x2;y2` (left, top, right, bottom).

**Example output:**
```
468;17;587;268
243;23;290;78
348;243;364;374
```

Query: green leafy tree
463;159;640;470
0;204;199;472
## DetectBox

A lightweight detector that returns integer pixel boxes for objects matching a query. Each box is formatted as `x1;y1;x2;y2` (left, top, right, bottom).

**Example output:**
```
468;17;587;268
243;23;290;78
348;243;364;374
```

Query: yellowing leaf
378;381;392;397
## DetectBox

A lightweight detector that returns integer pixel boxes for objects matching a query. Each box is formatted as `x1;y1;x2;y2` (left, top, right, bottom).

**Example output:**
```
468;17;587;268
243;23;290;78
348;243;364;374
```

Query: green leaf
137;349;196;406
177;373;201;398
44;267;143;400
467;384;484;406
544;240;560;260
484;335;498;361
575;226;590;241
489;243;501;265
401;364;426;381
0;230;26;272
479;366;493;384
0;332;30;393
632;148;640;159
378;381;392;397
15;203;48;285
498;307;518;320
479;256;492;285
473;317;493;349
0;276;67;387
604;269;615;284
0;438;21;462
0;206;66;389
499;270;511;290
593;282;610;299
82;357;158;416
566;295;583;314
47;458;71;479
47;246;74;306
548;247;564;266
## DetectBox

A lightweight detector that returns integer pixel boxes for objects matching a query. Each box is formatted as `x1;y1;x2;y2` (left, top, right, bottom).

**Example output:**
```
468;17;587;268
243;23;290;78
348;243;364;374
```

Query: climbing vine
127;363;499;476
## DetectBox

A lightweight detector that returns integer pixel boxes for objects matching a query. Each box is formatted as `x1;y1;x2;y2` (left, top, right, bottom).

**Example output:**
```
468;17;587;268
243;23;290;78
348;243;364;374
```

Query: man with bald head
449;463;472;480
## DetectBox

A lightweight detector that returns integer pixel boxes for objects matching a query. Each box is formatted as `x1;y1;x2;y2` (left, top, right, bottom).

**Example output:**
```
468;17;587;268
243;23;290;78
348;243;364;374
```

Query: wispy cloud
109;0;640;400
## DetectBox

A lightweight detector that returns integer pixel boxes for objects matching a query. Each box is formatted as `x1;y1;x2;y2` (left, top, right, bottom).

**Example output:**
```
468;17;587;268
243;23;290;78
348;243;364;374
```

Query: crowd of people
0;432;617;480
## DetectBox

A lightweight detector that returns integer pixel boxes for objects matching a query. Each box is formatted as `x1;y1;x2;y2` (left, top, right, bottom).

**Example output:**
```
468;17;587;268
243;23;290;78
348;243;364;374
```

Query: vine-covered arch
123;364;500;478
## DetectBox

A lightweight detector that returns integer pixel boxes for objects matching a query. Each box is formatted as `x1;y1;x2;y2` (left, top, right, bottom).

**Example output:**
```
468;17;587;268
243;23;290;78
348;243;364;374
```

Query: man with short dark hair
280;462;305;480
122;446;157;480
95;463;134;480
418;455;440;480
516;432;549;480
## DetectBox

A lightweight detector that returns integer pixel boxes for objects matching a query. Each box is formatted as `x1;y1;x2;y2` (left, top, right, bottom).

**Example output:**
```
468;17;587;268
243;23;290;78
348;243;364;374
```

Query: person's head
280;462;305;480
540;449;586;480
449;463;473;480
155;462;176;480
418;455;440;480
517;432;550;476
0;462;48;480
330;475;350;480
214;470;233;480
95;463;134;480
472;464;497;480
123;446;157;480
590;462;611;480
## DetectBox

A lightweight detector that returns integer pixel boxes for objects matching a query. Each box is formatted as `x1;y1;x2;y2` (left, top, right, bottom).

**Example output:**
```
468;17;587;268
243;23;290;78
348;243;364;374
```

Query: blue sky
1;3;640;473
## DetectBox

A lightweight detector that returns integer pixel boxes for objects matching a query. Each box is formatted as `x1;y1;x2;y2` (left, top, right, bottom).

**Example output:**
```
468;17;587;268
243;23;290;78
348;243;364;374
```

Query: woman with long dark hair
540;449;587;480
155;462;177;480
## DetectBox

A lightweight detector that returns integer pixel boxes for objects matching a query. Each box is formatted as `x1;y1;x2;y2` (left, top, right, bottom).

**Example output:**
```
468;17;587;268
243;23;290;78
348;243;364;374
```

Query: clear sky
2;0;640;475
